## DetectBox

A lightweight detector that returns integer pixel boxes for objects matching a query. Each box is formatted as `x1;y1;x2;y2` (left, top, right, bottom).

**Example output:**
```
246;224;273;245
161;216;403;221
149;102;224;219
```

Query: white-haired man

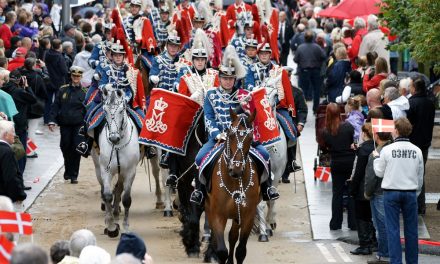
348;17;367;68
358;15;390;67
69;229;97;257
0;120;27;203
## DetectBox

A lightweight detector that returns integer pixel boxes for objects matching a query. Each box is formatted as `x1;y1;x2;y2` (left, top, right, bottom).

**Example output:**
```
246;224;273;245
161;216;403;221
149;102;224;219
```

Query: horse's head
102;84;127;144
226;108;256;178
265;86;278;113
236;11;253;36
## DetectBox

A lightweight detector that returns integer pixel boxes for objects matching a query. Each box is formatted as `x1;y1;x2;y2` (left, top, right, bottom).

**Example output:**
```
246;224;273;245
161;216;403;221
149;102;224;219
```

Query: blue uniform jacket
150;51;179;91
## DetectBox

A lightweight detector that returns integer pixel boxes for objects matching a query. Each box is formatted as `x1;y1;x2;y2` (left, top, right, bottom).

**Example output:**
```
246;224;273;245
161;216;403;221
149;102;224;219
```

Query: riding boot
165;153;178;188
261;163;280;201
287;146;301;173
76;137;93;158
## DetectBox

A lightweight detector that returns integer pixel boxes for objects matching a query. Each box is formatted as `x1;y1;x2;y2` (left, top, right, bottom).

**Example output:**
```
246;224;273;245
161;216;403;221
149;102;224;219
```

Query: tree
381;0;440;71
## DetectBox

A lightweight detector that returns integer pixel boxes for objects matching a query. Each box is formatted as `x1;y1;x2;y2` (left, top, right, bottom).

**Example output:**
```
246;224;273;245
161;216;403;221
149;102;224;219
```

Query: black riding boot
286;146;301;173
145;146;157;159
165;153;178;188
160;151;169;169
261;163;280;201
350;219;373;255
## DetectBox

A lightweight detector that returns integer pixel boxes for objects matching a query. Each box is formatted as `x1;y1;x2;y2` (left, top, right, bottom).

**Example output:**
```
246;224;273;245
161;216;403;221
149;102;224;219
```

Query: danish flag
26;138;37;155
0;211;32;235
315;166;331;182
0;234;14;263
371;118;395;133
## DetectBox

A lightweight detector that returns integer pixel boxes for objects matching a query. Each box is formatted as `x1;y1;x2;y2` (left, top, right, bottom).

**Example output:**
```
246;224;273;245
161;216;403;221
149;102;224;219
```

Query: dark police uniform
49;66;86;184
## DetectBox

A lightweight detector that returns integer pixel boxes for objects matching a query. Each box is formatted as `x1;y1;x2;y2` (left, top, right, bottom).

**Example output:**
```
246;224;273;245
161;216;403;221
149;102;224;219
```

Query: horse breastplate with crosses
155;52;179;91
156;21;170;43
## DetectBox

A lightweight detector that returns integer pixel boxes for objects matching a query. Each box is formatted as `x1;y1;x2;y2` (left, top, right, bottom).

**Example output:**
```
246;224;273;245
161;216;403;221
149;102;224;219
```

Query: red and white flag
371;118;395;133
0;211;32;235
315;166;331;182
26;138;37;155
0;234;14;263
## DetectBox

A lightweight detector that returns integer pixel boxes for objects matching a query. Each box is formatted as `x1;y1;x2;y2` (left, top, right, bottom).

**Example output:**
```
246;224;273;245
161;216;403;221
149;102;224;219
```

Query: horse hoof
266;229;273;237
106;224;120;238
270;223;277;230
188;252;199;258
156;202;165;209
172;200;179;210
258;234;269;242
101;203;105;211
201;235;210;243
163;210;173;217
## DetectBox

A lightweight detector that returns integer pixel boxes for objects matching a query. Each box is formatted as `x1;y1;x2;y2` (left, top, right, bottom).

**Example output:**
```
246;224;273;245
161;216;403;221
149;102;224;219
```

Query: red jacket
363;73;388;93
348;28;368;69
7;57;25;72
0;24;13;49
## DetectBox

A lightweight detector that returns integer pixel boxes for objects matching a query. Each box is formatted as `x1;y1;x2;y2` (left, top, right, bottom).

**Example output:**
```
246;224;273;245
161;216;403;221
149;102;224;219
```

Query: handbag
11;135;25;160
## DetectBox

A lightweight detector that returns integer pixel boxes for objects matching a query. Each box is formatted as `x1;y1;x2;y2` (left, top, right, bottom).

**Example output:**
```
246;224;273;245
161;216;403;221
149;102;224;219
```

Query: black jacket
20;68;48;118
323;122;356;166
364;141;392;198
2;82;37;134
350;140;375;200
279;21;294;52
44;49;68;91
49;83;86;126
292;85;308;127
0;142;27;202
406;93;435;150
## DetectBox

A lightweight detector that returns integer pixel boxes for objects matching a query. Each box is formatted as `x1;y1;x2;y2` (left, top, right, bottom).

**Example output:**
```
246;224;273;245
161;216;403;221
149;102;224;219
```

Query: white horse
91;85;140;238
255;85;289;242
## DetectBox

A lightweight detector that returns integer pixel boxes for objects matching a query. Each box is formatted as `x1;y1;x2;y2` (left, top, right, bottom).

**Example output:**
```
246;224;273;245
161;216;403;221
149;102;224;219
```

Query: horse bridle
223;115;254;172
105;90;128;141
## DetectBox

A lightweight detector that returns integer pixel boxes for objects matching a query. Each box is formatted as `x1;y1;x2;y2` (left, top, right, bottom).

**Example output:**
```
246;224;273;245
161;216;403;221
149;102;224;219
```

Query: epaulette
59;84;69;90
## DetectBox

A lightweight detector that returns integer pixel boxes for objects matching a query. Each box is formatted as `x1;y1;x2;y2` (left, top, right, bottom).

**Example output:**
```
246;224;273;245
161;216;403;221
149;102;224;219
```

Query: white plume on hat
222;45;247;79
198;0;213;23
255;0;273;24
192;28;213;58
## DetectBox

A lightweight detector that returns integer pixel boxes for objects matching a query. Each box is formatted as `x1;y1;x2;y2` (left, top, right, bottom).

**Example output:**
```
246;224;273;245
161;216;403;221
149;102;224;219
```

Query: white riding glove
150;75;159;84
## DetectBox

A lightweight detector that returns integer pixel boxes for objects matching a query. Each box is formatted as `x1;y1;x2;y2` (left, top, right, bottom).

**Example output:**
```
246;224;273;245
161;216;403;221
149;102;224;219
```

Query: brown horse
205;109;260;264
134;55;152;97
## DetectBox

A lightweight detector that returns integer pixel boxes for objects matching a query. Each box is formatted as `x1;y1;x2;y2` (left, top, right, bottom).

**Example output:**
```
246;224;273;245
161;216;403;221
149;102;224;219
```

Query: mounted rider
244;42;298;172
154;4;172;51
88;23;114;69
177;29;219;106
241;38;258;68
124;0;157;54
229;14;259;60
84;40;145;146
190;45;280;205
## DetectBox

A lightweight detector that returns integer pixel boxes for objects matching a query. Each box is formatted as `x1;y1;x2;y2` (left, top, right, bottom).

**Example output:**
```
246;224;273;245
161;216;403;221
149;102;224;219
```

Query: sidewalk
15;123;64;212
298;102;431;240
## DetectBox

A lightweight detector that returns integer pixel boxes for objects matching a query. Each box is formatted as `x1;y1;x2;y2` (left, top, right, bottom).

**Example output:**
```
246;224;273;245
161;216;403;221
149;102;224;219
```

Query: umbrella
74;6;100;18
318;0;382;20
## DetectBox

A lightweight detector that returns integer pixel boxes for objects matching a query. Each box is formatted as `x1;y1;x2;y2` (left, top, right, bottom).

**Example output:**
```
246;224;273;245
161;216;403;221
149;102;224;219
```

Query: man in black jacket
0;120;27;202
48;66;86;184
278;11;294;66
44;38;68;124
2;70;36;176
406;78;435;215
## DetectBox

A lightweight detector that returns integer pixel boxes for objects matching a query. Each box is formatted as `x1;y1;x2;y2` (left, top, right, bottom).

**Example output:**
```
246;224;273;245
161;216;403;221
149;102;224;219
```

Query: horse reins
218;115;255;225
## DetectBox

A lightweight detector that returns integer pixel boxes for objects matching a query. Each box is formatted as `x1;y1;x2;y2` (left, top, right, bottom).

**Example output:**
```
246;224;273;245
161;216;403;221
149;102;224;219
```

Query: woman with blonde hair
326;46;352;102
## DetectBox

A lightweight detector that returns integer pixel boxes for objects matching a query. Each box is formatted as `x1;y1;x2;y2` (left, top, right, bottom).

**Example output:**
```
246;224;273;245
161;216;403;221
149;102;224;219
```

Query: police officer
48;66;87;184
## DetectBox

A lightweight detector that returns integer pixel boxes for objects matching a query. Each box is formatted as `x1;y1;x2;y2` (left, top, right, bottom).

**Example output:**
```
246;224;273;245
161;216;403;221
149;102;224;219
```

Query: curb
337;236;440;257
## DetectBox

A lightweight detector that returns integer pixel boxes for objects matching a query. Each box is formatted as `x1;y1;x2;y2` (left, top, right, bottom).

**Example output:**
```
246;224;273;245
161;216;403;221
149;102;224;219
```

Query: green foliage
381;0;440;71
